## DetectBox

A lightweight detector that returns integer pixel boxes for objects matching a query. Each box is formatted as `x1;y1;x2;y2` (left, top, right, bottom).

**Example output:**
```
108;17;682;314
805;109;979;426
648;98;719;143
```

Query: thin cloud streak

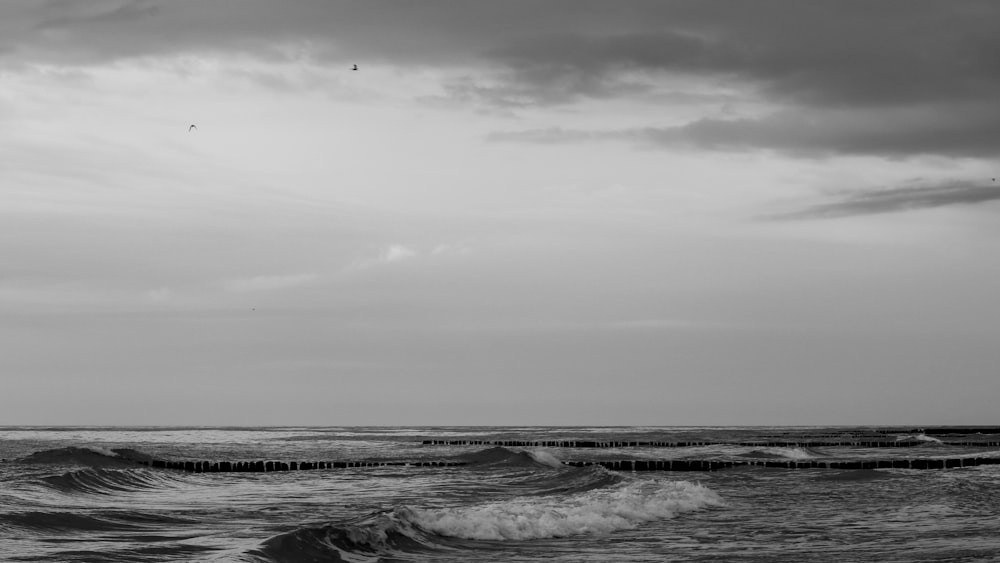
488;103;1000;159
381;244;417;264
34;0;161;30
772;182;1000;220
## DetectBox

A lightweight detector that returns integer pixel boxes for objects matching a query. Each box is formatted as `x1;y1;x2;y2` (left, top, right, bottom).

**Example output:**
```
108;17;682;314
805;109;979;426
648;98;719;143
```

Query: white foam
407;480;723;541
744;446;816;459
897;434;942;443
767;447;816;460
84;446;120;457
527;449;564;469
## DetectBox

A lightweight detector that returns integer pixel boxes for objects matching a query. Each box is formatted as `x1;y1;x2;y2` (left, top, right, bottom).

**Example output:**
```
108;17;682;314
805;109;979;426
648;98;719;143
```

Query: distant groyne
143;460;465;472
565;458;1000;471
135;456;1000;473
421;439;1000;448
124;427;1000;473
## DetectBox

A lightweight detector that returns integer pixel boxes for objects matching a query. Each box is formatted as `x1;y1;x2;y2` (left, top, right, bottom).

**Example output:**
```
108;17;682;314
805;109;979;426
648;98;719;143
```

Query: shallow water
2;426;999;562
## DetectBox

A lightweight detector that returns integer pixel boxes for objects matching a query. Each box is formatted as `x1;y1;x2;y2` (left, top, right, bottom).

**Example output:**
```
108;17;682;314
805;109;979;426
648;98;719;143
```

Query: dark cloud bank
7;1;999;108
5;0;999;210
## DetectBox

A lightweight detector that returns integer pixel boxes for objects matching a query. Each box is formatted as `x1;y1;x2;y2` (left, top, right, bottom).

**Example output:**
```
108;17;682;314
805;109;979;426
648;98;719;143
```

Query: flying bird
352;64;358;71
188;124;197;132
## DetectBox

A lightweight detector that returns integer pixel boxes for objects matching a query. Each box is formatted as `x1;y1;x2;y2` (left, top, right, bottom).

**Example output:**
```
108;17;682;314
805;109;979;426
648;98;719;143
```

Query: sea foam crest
897;434;942;443
406;480;723;541
526;449;563;469
740;446;819;460
84;446;120;458
20;446;126;466
762;446;819;459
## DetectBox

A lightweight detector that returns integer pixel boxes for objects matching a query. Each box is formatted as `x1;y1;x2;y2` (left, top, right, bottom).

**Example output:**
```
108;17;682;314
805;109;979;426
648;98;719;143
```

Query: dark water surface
2;426;999;562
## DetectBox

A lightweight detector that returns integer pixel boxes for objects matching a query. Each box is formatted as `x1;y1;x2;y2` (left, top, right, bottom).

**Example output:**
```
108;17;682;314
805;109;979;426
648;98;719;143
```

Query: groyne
564;458;1000;471
141;460;466;472
421;440;1000;448
134;456;1000;473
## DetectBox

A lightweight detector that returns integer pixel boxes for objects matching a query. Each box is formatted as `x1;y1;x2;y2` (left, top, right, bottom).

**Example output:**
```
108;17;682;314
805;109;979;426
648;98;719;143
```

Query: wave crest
254;479;723;561
897;434;943;444
19;447;153;468
454;446;560;468
738;446;822;460
410;479;724;540
42;467;181;495
254;510;439;563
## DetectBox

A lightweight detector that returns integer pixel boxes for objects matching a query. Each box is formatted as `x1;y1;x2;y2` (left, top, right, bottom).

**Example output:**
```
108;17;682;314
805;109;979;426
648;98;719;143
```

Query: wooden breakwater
139;460;466;472
565;458;1000;471
901;427;1000;435
137;457;1000;473
421;440;1000;448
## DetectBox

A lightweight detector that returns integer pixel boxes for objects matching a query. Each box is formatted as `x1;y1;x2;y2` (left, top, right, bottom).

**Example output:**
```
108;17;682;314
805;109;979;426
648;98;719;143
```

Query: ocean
2;426;1000;562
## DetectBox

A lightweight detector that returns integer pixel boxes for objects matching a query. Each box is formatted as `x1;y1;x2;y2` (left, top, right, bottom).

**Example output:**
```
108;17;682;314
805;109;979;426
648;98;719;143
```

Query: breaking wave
252;479;723;561
411;479;724;540
41;467;185;495
454;446;562;468
19;446;186;497
897;434;943;444
18;446;153;468
738;446;823;460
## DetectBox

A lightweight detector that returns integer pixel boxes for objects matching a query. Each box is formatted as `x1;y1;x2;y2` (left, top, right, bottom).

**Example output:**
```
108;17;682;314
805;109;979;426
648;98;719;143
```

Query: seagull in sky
188;124;197;132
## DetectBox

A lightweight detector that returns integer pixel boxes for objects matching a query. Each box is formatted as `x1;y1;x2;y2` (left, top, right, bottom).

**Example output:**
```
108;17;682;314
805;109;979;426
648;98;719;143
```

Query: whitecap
526;449;564;469
407;480;723;541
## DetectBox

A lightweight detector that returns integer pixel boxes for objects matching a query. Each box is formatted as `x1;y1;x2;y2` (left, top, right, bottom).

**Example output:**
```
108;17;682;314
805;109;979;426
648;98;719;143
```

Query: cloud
430;242;470;256
225;273;319;292
772;181;1000;220
642;107;1000;158
474;3;1000;109
470;3;1000;159
441;63;656;108
489;103;1000;159
6;2;997;109
2;0;567;67
35;0;161;30
487;127;602;144
380;244;416;263
5;1;1000;161
342;244;420;273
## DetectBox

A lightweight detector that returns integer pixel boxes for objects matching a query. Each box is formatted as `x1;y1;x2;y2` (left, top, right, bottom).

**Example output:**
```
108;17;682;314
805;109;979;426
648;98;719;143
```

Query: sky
2;0;999;426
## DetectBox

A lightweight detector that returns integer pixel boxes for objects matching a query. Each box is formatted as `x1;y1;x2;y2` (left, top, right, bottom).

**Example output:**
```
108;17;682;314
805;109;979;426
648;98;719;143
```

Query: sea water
2;426;999;562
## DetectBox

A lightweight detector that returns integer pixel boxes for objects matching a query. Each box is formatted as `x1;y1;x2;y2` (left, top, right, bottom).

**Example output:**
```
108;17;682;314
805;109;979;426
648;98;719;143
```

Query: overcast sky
3;1;999;426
